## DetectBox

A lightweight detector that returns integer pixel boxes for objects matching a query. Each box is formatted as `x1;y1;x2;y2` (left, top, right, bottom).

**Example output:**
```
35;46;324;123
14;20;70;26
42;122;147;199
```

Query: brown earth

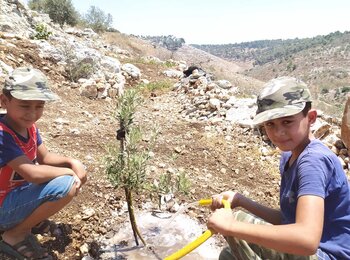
0;38;281;259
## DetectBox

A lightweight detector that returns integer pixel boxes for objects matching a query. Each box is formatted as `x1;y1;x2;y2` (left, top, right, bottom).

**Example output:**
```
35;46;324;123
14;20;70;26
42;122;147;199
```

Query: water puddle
99;208;221;259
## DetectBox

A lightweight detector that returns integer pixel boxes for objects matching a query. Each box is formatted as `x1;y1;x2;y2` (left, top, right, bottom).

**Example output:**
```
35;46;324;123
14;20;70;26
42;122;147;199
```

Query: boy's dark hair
2;88;12;99
302;102;312;116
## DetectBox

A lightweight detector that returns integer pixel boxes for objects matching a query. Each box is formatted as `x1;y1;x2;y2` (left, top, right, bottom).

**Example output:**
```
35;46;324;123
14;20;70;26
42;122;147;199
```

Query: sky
69;0;349;44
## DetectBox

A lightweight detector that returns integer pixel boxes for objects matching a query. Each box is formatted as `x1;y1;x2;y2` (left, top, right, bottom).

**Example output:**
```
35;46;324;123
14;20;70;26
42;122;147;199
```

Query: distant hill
191;31;350;116
103;30;350;116
191;31;350;65
103;32;264;94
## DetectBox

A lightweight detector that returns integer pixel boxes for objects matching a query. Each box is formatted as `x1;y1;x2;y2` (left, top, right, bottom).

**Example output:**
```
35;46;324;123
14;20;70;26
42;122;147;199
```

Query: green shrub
164;60;177;68
153;171;191;196
60;44;96;82
137;80;173;94
320;88;329;94
341;86;350;93
32;24;52;40
67;61;94;82
29;0;79;27
82;5;113;33
286;61;296;72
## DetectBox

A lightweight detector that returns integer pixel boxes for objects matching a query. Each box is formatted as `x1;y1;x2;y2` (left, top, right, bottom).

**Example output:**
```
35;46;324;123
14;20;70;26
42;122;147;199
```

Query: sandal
0;234;52;259
32;220;57;236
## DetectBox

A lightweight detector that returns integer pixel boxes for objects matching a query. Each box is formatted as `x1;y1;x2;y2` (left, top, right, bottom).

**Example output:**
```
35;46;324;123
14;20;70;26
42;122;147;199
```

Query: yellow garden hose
163;198;230;260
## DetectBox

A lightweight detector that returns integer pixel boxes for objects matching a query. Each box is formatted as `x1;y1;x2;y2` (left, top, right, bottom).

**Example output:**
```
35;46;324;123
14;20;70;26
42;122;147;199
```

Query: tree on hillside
162;35;185;59
82;6;113;33
163;35;185;52
28;0;46;12
28;0;79;27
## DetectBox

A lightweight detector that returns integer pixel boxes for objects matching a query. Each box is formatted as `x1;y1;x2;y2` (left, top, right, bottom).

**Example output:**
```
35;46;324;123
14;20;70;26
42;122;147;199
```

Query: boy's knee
219;246;236;260
67;184;77;198
232;210;249;221
81;173;87;185
233;210;268;225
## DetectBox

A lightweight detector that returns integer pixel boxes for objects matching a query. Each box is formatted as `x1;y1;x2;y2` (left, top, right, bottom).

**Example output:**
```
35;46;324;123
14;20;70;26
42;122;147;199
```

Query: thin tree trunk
119;120;146;246
124;187;146;246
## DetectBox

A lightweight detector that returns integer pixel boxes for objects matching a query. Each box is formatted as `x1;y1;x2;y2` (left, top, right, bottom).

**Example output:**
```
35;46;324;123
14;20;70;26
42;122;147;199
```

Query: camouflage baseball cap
4;67;59;101
252;76;312;125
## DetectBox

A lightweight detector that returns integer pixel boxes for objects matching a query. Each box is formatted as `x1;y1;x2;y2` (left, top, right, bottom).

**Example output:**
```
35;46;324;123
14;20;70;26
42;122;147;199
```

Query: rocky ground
48;81;280;258
36;84;281;260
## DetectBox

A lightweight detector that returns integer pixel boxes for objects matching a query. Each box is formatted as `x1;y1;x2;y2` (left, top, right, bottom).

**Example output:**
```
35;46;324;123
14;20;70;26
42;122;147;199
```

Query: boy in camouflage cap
0;67;87;259
208;77;350;259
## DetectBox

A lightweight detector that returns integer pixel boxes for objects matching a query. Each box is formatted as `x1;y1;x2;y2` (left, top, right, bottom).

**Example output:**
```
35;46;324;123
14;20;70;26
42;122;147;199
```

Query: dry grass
101;32;264;94
102;32;173;60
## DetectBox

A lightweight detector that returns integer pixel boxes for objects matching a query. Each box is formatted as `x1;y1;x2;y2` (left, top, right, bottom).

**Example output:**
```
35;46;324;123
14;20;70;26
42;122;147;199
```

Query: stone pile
166;67;350;178
0;0;145;100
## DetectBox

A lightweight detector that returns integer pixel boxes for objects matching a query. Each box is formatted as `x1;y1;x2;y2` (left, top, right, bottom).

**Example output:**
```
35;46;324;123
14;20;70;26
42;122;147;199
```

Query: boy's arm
212;191;282;224
237;194;282;225
208;195;324;255
7;155;75;184
37;143;87;185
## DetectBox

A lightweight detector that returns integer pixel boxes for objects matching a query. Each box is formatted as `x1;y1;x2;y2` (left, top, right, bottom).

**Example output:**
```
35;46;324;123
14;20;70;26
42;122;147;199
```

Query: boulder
341;95;350;148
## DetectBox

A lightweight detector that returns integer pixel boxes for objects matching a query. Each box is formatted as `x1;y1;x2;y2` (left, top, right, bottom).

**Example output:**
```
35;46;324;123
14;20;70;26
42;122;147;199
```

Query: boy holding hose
208;77;350;259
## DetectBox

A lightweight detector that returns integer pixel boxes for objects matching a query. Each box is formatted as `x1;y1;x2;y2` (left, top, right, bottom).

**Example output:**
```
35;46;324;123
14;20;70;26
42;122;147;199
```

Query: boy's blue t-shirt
0;118;42;167
280;139;350;259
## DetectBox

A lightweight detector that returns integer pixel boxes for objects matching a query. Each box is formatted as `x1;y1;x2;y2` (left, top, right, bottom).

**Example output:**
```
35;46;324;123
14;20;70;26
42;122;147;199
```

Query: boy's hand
70;159;87;185
207;208;235;236
211;190;241;210
73;174;82;195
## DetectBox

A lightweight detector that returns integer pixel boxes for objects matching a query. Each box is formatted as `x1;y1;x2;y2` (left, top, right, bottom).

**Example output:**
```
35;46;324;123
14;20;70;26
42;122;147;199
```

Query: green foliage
321;88;329;94
137;80;173;94
28;0;46;12
28;0;79;27
105;89;154;191
152;171;191;195
32;23;52;40
176;172;191;195
164;60;177;68
105;89;153;246
341;86;350;93
105;129;151;191
68;61;94;82
82;6;113;33
60;44;95;82
191;31;350;65
140;35;185;52
116;89;141;128
286;60;297;72
157;172;172;194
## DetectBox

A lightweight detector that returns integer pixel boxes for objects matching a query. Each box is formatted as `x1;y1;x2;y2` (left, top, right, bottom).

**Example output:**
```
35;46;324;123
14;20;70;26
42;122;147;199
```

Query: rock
313;122;331;139
121;63;141;79
209;98;221;110
82;208;96;220
79;243;89;255
341;96;350;149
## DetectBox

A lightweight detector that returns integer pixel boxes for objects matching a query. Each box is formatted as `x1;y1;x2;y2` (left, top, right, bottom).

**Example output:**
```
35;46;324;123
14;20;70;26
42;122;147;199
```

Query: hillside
192;31;350;116
101;32;264;95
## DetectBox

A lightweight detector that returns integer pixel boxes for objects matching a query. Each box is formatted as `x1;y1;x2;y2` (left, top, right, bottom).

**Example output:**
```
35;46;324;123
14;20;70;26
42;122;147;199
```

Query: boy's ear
308;109;317;124
0;94;8;109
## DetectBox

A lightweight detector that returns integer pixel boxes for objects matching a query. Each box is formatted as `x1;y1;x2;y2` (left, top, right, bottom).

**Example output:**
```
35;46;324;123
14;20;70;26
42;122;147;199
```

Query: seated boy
208;77;350;259
0;67;87;259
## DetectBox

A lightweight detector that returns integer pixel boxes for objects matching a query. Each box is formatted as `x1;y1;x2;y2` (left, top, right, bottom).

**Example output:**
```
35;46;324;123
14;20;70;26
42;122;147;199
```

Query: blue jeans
0;175;75;230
